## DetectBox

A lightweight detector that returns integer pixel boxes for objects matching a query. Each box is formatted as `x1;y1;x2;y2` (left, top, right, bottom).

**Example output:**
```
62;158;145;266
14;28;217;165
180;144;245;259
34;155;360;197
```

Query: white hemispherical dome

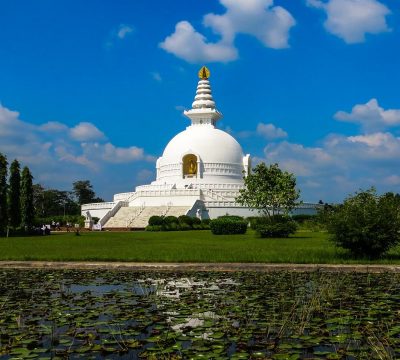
161;125;244;165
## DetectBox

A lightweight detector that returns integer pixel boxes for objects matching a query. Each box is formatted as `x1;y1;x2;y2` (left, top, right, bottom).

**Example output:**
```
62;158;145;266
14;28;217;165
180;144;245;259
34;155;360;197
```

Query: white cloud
334;98;400;132
0;103;154;198
39;121;69;133
159;21;238;63
307;0;391;43
117;24;134;39
70;122;105;141
105;24;134;48
160;0;295;63
262;131;400;202
256;122;287;140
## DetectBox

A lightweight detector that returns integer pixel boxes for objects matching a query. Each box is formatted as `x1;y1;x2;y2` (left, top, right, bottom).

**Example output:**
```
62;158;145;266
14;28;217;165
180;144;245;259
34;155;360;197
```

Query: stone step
104;206;189;229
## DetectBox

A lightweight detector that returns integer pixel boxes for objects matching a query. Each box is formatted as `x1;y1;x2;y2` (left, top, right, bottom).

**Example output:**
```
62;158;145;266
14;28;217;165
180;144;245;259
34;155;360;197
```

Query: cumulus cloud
160;0;295;63
256;123;287;140
0;103;154;197
262;131;400;202
159;21;238;63
334;98;400;132
70;122;105;141
307;0;391;43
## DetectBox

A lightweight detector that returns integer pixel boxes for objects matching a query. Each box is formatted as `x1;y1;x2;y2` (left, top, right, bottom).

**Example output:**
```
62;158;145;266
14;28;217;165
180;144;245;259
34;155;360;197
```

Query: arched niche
182;154;198;178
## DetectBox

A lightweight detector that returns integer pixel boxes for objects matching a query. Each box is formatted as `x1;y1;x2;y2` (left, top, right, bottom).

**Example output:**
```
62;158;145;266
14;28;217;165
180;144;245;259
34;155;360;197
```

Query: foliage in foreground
1;269;400;359
210;216;248;235
236;162;300;218
328;188;400;258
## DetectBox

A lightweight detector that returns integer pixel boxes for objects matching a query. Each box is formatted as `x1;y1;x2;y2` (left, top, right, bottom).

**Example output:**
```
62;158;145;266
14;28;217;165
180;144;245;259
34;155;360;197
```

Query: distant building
82;67;318;228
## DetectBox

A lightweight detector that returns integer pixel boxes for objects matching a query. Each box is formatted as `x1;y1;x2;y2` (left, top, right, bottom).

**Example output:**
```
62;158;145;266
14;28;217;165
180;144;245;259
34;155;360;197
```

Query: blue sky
0;0;399;202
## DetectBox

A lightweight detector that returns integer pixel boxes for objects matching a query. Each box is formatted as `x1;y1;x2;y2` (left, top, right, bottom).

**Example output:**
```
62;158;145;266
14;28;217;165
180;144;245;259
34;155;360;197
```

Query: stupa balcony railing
81;202;116;211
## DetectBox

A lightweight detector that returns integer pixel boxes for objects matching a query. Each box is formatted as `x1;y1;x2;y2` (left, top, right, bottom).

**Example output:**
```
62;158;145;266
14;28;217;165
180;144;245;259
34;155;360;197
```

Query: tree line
0;152;103;235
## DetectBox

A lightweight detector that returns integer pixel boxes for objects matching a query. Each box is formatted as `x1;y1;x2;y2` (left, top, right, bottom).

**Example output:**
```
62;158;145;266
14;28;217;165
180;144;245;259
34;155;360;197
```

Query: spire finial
198;66;210;80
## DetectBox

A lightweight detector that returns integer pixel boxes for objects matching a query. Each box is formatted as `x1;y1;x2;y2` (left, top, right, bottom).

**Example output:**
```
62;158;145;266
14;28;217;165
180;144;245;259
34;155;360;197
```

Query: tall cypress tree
0;153;8;233
8;159;21;229
20;166;34;231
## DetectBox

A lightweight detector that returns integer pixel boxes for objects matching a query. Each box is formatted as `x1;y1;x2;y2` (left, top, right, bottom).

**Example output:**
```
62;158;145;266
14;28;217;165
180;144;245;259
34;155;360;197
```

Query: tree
33;184;79;218
20;166;35;231
8;159;21;229
236;162;300;218
327;188;400;259
72;180;103;205
0;153;8;233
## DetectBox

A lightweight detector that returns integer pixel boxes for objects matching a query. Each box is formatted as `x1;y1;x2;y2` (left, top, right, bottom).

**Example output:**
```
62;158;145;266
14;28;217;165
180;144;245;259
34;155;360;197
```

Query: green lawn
1;230;400;263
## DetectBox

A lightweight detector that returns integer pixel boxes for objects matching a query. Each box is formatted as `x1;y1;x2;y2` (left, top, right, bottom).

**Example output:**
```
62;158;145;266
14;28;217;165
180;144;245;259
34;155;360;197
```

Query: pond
0;269;399;359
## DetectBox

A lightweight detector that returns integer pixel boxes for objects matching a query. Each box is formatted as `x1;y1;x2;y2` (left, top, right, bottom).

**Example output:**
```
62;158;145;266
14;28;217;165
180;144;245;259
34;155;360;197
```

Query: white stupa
82;67;254;228
82;67;316;228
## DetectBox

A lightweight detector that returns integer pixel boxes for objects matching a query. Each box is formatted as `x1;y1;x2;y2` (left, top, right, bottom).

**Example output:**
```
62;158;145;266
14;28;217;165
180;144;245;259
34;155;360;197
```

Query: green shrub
148;216;164;226
163;216;179;225
162;222;178;231
192;217;201;225
291;214;316;223
251;215;297;238
210;217;247;235
219;215;244;221
178;215;194;226
257;221;297;238
178;223;192;231
249;216;269;230
145;225;162;231
327;189;400;258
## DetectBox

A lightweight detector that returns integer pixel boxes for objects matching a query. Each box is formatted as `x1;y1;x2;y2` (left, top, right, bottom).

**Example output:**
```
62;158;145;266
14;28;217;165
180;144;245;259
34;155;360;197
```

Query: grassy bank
1;230;400;263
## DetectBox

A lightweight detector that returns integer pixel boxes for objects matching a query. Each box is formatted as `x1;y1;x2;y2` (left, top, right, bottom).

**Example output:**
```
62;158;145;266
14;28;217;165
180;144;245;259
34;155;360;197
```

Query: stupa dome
161;125;245;166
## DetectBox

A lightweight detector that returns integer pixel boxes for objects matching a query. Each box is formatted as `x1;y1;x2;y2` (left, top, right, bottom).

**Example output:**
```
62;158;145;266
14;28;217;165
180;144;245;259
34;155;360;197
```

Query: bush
163;222;178;231
327;189;400;258
178;223;192;231
210;217;247;235
192;217;201;225
291;214;316;223
163;216;179;225
248;216;269;230
178;215;194;226
219;215;244;221
250;215;297;238
257;221;297;238
145;225;162;231
148;216;164;226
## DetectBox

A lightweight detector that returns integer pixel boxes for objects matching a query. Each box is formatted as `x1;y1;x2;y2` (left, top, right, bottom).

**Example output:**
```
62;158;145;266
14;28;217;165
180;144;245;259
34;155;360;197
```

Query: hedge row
146;215;210;231
210;216;248;235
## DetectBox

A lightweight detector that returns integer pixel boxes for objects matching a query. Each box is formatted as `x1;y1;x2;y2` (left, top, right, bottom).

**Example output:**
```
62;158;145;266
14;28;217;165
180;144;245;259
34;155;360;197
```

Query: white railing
203;189;229;202
100;201;128;226
82;202;115;211
204;201;241;207
113;192;135;202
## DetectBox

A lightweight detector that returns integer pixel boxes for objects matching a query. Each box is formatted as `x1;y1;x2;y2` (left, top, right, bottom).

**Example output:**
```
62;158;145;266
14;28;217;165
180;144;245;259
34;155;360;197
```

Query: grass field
1;230;400;263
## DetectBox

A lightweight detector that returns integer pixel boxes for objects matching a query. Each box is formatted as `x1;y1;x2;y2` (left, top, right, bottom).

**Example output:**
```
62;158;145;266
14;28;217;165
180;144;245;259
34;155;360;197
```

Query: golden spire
198;66;210;80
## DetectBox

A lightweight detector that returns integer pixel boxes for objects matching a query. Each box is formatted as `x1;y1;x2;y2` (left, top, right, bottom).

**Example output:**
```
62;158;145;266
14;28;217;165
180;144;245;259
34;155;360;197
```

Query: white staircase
103;207;141;228
103;206;189;229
